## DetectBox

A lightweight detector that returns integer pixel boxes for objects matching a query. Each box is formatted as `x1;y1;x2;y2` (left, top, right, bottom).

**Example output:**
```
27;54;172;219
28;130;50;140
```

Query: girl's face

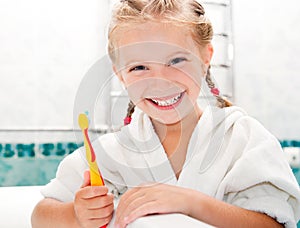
113;22;213;125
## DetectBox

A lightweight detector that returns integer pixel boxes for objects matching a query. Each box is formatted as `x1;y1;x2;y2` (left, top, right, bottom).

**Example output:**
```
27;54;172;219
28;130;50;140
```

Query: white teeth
151;93;182;107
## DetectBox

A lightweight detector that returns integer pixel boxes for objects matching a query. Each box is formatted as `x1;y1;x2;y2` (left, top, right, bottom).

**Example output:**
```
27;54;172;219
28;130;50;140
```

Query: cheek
171;67;202;91
175;70;202;101
126;79;148;104
186;64;205;87
172;62;204;84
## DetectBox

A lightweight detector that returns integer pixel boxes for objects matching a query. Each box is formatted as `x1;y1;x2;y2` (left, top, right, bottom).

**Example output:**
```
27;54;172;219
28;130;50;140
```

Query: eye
129;65;148;72
168;57;187;66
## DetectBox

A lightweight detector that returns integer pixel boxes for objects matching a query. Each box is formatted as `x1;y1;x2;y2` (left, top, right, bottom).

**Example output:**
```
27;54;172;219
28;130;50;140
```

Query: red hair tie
124;117;132;125
211;88;220;96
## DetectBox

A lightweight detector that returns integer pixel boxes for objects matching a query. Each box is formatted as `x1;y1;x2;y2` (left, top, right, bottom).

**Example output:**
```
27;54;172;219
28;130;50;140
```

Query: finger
81;170;91;188
87;193;114;209
117;186;144;209
116;188;149;225
88;203;115;219
79;186;109;199
117;193;152;223
84;212;114;228
122;201;159;227
91;213;114;227
115;187;143;219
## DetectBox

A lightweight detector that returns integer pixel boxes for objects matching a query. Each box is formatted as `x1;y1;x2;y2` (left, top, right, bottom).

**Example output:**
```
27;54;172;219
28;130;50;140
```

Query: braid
205;66;232;108
124;100;135;125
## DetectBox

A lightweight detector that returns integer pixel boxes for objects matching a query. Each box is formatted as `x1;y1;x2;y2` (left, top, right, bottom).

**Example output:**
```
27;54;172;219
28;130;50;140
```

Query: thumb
81;170;91;188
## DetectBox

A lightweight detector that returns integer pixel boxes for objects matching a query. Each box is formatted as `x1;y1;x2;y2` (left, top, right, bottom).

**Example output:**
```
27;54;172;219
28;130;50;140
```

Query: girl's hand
74;170;114;228
114;183;192;228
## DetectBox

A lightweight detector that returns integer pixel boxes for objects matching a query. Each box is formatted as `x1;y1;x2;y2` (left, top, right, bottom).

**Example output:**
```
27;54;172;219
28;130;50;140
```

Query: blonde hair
107;0;232;124
108;0;213;62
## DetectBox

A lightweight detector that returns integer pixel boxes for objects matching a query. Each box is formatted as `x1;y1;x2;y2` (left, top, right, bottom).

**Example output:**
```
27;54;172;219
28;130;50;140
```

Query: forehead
114;22;200;66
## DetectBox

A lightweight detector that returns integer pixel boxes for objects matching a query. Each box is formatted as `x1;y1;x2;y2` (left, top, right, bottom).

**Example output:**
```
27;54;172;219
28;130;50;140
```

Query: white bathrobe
41;106;300;227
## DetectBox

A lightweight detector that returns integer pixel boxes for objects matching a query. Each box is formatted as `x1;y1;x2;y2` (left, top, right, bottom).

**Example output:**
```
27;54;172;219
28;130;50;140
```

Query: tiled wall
0;141;82;186
281;140;300;188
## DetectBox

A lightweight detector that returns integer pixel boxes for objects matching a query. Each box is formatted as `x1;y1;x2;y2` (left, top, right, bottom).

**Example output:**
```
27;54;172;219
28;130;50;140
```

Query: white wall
0;0;299;140
0;0;110;132
233;0;300;139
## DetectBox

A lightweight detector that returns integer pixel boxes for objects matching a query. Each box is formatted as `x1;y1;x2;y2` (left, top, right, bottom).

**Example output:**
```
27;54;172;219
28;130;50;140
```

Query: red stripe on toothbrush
84;128;105;185
84;129;96;162
84;130;107;228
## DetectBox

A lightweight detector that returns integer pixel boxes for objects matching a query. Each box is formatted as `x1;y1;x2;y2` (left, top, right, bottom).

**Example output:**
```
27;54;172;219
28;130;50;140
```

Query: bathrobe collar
123;106;247;184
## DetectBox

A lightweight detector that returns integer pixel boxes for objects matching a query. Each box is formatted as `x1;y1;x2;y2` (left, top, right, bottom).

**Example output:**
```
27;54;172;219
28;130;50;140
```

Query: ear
201;43;214;67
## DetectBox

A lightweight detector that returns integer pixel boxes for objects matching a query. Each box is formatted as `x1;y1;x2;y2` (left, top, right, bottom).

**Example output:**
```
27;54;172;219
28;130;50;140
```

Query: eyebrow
166;50;192;59
124;59;143;68
123;50;193;67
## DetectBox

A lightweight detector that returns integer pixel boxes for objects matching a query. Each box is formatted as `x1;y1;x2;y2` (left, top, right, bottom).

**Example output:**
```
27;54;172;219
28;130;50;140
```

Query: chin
150;114;184;125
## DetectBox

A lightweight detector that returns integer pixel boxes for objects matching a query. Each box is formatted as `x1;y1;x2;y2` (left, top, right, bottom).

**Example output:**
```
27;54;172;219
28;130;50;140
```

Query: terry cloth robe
41;106;300;227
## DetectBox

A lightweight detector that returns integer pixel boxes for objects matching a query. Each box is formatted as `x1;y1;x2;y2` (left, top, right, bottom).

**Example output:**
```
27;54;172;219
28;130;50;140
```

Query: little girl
32;0;300;227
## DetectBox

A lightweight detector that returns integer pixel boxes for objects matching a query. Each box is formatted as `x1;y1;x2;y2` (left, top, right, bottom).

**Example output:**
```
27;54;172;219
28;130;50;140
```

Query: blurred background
0;0;299;188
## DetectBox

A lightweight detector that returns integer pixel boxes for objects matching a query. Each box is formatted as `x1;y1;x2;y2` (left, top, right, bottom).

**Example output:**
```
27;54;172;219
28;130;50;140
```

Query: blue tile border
0;142;83;158
0;141;83;187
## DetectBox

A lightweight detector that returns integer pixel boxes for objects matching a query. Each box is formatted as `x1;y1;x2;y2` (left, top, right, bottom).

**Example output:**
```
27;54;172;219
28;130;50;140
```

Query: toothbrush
78;113;107;228
78;113;105;186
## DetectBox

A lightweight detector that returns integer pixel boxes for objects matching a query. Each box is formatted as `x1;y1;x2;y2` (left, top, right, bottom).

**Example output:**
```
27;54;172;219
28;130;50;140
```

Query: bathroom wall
233;0;300;139
0;0;112;186
0;0;300;187
1;0;299;140
0;0;110;134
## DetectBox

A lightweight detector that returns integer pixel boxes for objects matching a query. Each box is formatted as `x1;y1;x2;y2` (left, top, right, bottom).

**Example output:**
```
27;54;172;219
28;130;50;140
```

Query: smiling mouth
147;92;184;107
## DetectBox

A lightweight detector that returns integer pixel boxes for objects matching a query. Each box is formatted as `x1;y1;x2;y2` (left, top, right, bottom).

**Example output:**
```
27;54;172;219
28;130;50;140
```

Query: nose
146;63;179;90
149;62;173;80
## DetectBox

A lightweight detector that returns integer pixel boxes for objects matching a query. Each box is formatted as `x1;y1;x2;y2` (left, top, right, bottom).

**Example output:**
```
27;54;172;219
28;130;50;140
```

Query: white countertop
0;186;43;228
0;186;214;228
